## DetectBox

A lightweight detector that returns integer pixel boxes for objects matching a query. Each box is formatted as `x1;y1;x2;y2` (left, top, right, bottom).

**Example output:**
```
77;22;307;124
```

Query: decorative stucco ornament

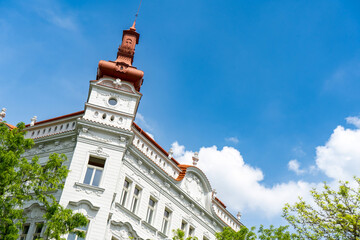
192;152;199;166
212;189;217;199
115;78;122;88
30;116;37;126
0;108;6;122
168;148;173;159
237;212;242;221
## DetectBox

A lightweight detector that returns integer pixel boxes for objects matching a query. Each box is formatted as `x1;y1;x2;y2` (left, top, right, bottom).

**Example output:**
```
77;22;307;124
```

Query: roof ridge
25;110;85;127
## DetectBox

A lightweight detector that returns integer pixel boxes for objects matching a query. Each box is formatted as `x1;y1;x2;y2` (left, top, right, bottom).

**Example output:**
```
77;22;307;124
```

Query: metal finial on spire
131;0;142;30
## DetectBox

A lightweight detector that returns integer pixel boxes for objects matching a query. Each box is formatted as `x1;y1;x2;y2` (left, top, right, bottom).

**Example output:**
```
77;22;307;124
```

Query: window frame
188;225;195;237
120;179;132;207
181;220;188;235
82;155;106;187
20;223;30;240
146;197;157;224
130;185;141;213
67;220;89;240
161;208;171;235
32;222;44;240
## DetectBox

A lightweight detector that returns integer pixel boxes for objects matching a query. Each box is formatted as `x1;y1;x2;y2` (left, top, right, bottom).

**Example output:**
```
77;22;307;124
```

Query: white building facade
19;21;242;240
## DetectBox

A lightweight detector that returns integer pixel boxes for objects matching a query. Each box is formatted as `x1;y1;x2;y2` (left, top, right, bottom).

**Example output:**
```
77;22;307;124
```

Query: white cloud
288;159;305;175
171;141;185;158
225;137;239;144
316;124;360;181
173;143;314;218
346;116;360;128
25;0;78;31
136;113;153;131
171;116;360;221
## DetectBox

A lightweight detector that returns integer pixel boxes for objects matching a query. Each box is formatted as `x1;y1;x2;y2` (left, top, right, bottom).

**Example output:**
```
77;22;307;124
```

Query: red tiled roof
25;111;85;127
215;197;227;208
2;122;16;130
175;165;192;181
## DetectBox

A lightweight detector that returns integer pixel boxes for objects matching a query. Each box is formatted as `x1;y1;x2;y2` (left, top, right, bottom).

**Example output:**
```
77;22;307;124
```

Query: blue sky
2;0;360;228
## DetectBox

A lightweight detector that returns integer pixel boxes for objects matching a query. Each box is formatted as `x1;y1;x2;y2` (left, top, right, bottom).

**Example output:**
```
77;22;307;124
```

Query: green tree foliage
215;226;297;240
283;178;360;239
0;122;87;240
216;226;257;240
172;229;198;240
257;225;298;240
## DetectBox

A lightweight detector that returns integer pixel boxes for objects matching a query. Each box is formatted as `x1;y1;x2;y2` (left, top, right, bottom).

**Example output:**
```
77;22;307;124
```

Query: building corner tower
59;21;145;239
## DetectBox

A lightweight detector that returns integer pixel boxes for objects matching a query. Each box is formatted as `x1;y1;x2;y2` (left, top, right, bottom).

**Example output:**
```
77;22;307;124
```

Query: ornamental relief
111;225;132;239
95;89;135;113
97;79;136;94
110;221;141;240
26;205;46;220
79;128;120;146
23;139;75;157
74;183;104;197
183;173;205;204
69;201;99;219
89;146;109;158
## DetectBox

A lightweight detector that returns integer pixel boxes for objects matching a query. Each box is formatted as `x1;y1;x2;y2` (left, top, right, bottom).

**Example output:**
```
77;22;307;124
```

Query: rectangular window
67;223;88;240
161;209;171;235
32;222;44;240
20;224;30;240
181;220;187;233
120;179;131;206
146;197;156;224
130;186;141;213
189;226;195;237
83;156;105;187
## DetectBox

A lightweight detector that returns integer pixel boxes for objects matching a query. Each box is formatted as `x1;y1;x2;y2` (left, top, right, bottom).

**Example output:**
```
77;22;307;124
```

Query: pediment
180;170;212;208
97;77;137;94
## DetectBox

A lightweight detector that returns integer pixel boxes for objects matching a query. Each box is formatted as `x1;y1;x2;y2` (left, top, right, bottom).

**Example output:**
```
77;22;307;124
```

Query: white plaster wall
109;156;223;240
59;139;126;240
87;86;138;116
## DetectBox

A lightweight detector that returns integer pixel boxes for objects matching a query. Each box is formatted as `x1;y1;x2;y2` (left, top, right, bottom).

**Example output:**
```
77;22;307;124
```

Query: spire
115;22;140;66
96;2;144;91
130;20;136;31
130;0;141;32
97;21;144;91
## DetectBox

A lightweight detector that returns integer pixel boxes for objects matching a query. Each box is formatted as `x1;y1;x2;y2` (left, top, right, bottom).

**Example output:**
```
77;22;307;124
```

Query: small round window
108;98;117;106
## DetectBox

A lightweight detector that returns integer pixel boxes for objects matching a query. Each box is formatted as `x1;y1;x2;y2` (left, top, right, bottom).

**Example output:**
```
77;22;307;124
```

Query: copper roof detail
97;22;144;92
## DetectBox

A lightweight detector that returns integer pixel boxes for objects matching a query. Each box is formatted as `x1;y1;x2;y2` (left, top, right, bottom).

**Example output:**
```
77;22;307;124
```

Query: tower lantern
97;21;144;91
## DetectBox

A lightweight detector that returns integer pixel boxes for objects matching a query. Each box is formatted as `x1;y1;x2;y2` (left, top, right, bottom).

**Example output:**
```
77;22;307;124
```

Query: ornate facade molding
74;182;105;197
